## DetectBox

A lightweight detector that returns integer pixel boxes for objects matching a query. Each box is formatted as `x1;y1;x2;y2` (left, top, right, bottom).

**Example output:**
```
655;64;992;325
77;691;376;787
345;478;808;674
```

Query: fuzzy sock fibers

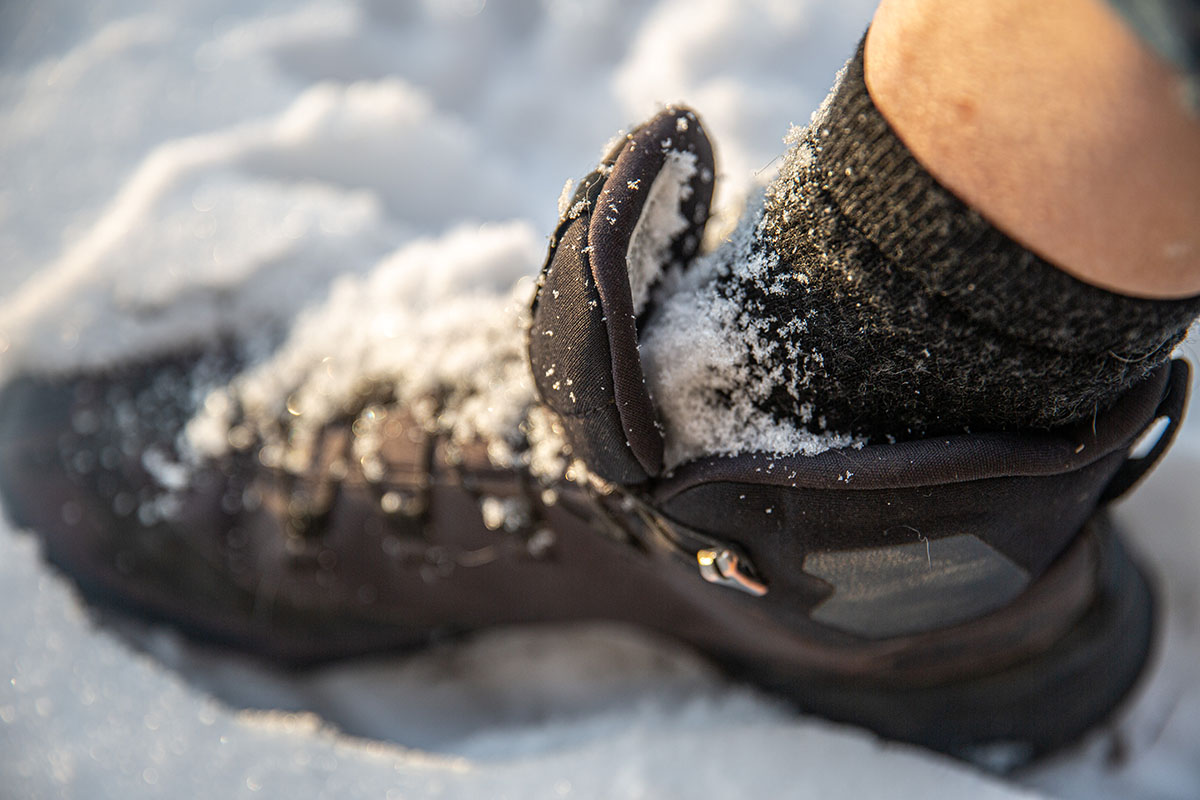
641;42;1200;463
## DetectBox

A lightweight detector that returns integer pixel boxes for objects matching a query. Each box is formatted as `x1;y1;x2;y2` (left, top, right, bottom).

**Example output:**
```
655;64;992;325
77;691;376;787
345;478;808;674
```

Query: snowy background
1;0;1198;797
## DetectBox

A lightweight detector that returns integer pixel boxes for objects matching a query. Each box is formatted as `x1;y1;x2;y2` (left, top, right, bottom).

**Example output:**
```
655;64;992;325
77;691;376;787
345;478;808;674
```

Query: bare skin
864;0;1200;299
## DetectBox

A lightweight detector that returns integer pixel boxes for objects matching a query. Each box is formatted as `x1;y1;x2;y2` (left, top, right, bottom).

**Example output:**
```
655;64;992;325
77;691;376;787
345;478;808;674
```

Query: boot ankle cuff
812;38;1200;360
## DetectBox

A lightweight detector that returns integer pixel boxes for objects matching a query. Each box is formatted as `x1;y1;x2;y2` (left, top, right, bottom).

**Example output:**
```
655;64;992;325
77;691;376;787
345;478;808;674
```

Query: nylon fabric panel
530;210;649;484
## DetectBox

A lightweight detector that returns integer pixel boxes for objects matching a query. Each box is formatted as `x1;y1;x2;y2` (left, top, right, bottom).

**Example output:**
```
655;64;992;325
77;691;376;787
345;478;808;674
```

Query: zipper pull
696;548;768;596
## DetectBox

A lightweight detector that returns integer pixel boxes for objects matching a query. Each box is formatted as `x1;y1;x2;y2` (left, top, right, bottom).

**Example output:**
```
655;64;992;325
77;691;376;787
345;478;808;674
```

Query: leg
865;0;1200;298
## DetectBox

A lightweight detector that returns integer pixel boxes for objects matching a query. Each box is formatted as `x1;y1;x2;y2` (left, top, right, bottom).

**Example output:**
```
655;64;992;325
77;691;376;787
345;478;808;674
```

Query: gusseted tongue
529;107;715;484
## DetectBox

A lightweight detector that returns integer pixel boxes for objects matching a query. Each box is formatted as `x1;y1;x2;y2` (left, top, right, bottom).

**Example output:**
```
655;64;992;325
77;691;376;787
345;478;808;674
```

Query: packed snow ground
1;0;1199;797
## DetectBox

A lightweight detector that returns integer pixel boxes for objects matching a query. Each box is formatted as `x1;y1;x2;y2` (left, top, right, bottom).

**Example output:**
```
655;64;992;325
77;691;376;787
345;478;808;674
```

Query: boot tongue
529;108;715;485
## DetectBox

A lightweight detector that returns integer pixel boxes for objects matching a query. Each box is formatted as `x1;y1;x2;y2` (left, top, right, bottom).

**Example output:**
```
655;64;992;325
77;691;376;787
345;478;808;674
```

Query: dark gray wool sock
733;41;1200;440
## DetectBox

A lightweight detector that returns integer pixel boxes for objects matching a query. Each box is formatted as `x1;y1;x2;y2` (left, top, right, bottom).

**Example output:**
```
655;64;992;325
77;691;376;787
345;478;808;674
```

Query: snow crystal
479;495;532;533
185;222;567;481
556;178;576;220
625;149;697;316
641;193;863;468
141;448;193;493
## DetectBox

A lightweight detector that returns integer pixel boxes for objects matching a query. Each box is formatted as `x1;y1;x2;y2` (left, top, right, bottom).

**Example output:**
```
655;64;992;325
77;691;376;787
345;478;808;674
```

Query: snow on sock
643;41;1200;459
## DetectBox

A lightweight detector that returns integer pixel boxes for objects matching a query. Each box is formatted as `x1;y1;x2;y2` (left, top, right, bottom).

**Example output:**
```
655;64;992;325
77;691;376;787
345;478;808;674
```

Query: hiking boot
0;107;1189;766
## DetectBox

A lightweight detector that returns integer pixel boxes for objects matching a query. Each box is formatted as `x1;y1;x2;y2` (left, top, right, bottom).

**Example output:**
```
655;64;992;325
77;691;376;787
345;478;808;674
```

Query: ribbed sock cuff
813;40;1200;359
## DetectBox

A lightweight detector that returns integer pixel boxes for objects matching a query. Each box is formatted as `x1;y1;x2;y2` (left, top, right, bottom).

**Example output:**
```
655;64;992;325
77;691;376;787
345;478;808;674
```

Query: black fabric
529;107;716;483
651;361;1179;592
589;109;714;477
720;41;1200;440
652;360;1174;494
529;177;650;484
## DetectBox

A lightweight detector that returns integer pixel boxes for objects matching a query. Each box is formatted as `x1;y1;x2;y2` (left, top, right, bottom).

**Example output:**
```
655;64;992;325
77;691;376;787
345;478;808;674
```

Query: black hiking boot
0;107;1189;767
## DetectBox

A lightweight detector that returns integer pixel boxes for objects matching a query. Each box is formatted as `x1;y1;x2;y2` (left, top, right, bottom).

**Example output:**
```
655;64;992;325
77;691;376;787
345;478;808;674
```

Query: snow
0;532;1043;799
1;0;1199;798
642;197;864;467
625;149;697;316
639;85;865;467
183;222;562;480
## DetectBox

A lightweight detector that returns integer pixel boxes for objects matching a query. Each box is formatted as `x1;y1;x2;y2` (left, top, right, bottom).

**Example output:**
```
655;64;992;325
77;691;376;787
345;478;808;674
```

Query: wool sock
640;41;1200;465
